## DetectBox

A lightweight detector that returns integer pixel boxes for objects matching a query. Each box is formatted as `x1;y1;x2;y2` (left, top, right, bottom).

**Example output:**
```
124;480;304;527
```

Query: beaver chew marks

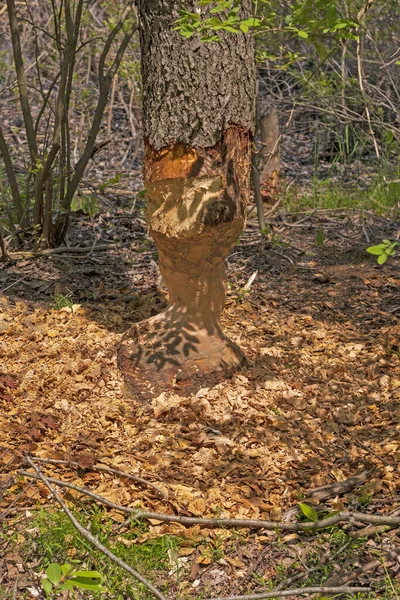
118;126;252;398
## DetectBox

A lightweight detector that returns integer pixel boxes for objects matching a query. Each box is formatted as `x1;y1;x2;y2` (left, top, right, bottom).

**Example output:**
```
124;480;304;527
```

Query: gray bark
136;0;256;149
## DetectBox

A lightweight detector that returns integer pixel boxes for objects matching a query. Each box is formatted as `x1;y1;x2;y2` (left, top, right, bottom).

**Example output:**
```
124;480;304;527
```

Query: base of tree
117;307;246;398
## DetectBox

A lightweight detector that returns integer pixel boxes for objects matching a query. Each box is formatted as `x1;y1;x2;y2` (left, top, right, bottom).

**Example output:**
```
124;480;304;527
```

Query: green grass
53;294;74;310
1;503;399;599
283;175;400;214
21;505;183;599
254;527;400;600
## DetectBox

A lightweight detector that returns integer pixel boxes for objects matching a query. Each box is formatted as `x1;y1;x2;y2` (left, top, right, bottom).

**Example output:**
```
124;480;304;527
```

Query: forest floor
0;201;399;600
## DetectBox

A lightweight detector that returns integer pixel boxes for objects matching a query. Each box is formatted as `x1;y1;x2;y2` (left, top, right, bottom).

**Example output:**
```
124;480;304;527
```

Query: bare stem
25;457;167;600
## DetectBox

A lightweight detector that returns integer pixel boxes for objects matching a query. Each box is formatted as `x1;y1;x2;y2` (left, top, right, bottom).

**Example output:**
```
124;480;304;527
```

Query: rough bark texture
118;1;255;397
137;0;255;149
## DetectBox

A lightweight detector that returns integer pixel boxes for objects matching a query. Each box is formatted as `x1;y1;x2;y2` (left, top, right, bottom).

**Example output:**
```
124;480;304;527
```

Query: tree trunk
258;102;280;202
118;1;255;397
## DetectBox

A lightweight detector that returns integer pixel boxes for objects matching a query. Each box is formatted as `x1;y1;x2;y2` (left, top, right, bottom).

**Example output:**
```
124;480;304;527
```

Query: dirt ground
0;204;399;598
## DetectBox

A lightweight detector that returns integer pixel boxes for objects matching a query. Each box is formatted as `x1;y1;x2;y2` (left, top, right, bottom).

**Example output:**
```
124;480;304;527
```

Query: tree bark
118;1;256;397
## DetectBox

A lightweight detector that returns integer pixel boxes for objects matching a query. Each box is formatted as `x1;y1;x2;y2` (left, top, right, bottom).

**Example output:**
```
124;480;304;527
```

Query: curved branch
20;470;400;531
25;457;167;600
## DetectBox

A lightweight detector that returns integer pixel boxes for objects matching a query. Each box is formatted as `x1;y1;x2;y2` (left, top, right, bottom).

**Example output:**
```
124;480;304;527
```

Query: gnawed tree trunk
118;1;255;397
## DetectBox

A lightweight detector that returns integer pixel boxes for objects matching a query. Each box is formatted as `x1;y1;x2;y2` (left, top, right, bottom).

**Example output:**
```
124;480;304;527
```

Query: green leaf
61;563;73;576
377;253;388;265
200;34;221;42
181;30;195;38
298;30;309;39
221;25;240;32
366;244;387;255
210;4;225;13
382;239;392;245
71;195;99;217
65;577;104;591
68;571;103;581
41;578;53;596
314;41;328;61
239;23;249;33
299;502;319;522
241;18;261;27
46;563;62;586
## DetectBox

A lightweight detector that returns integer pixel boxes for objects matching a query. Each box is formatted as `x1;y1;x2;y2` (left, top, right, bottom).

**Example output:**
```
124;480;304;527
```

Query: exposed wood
118;1;256;397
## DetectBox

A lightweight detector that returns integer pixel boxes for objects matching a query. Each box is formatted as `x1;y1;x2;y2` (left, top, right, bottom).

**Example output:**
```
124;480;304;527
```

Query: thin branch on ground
24;457;167;600
8;242;129;258
330;411;392;467
20;469;400;531
30;455;167;498
306;469;375;502
202;585;370;600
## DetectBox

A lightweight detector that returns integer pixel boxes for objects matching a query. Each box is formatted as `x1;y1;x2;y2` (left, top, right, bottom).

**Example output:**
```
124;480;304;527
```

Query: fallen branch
279;209;319;227
25;457;167;600
264;195;282;219
308;547;400;599
20;470;400;531
330;411;392;467
203;586;370;600
30;456;167;498
306;469;375;502
8;242;128;259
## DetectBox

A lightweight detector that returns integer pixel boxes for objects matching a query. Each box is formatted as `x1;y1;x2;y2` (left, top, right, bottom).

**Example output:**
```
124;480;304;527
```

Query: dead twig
279;209;319;227
203;585;369;600
12;575;19;600
20;470;400;531
24;457;167;600
30;455;167;498
264;195;282;218
8;242;128;259
306;469;375;502
330;412;392;467
312;547;400;594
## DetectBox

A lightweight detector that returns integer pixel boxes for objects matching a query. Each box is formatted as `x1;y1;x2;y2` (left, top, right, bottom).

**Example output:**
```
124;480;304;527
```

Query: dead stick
203;585;370;600
8;243;128;258
306;469;374;501
24;457;167;600
330;412;392;467
20;471;400;530
30;456;167;498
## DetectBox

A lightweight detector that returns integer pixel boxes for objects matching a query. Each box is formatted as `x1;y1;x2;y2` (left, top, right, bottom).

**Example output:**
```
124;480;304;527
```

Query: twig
19;470;400;530
30;456;167;498
25;457;167;600
12;575;19;600
0;272;33;294
279;209;319;227
0;480;36;522
264;196;282;218
306;470;375;502
243;271;258;291
203;586;370;600
229;545;271;595
268;248;294;264
316;547;400;592
277;540;353;595
8;242;128;258
330;412;392;467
